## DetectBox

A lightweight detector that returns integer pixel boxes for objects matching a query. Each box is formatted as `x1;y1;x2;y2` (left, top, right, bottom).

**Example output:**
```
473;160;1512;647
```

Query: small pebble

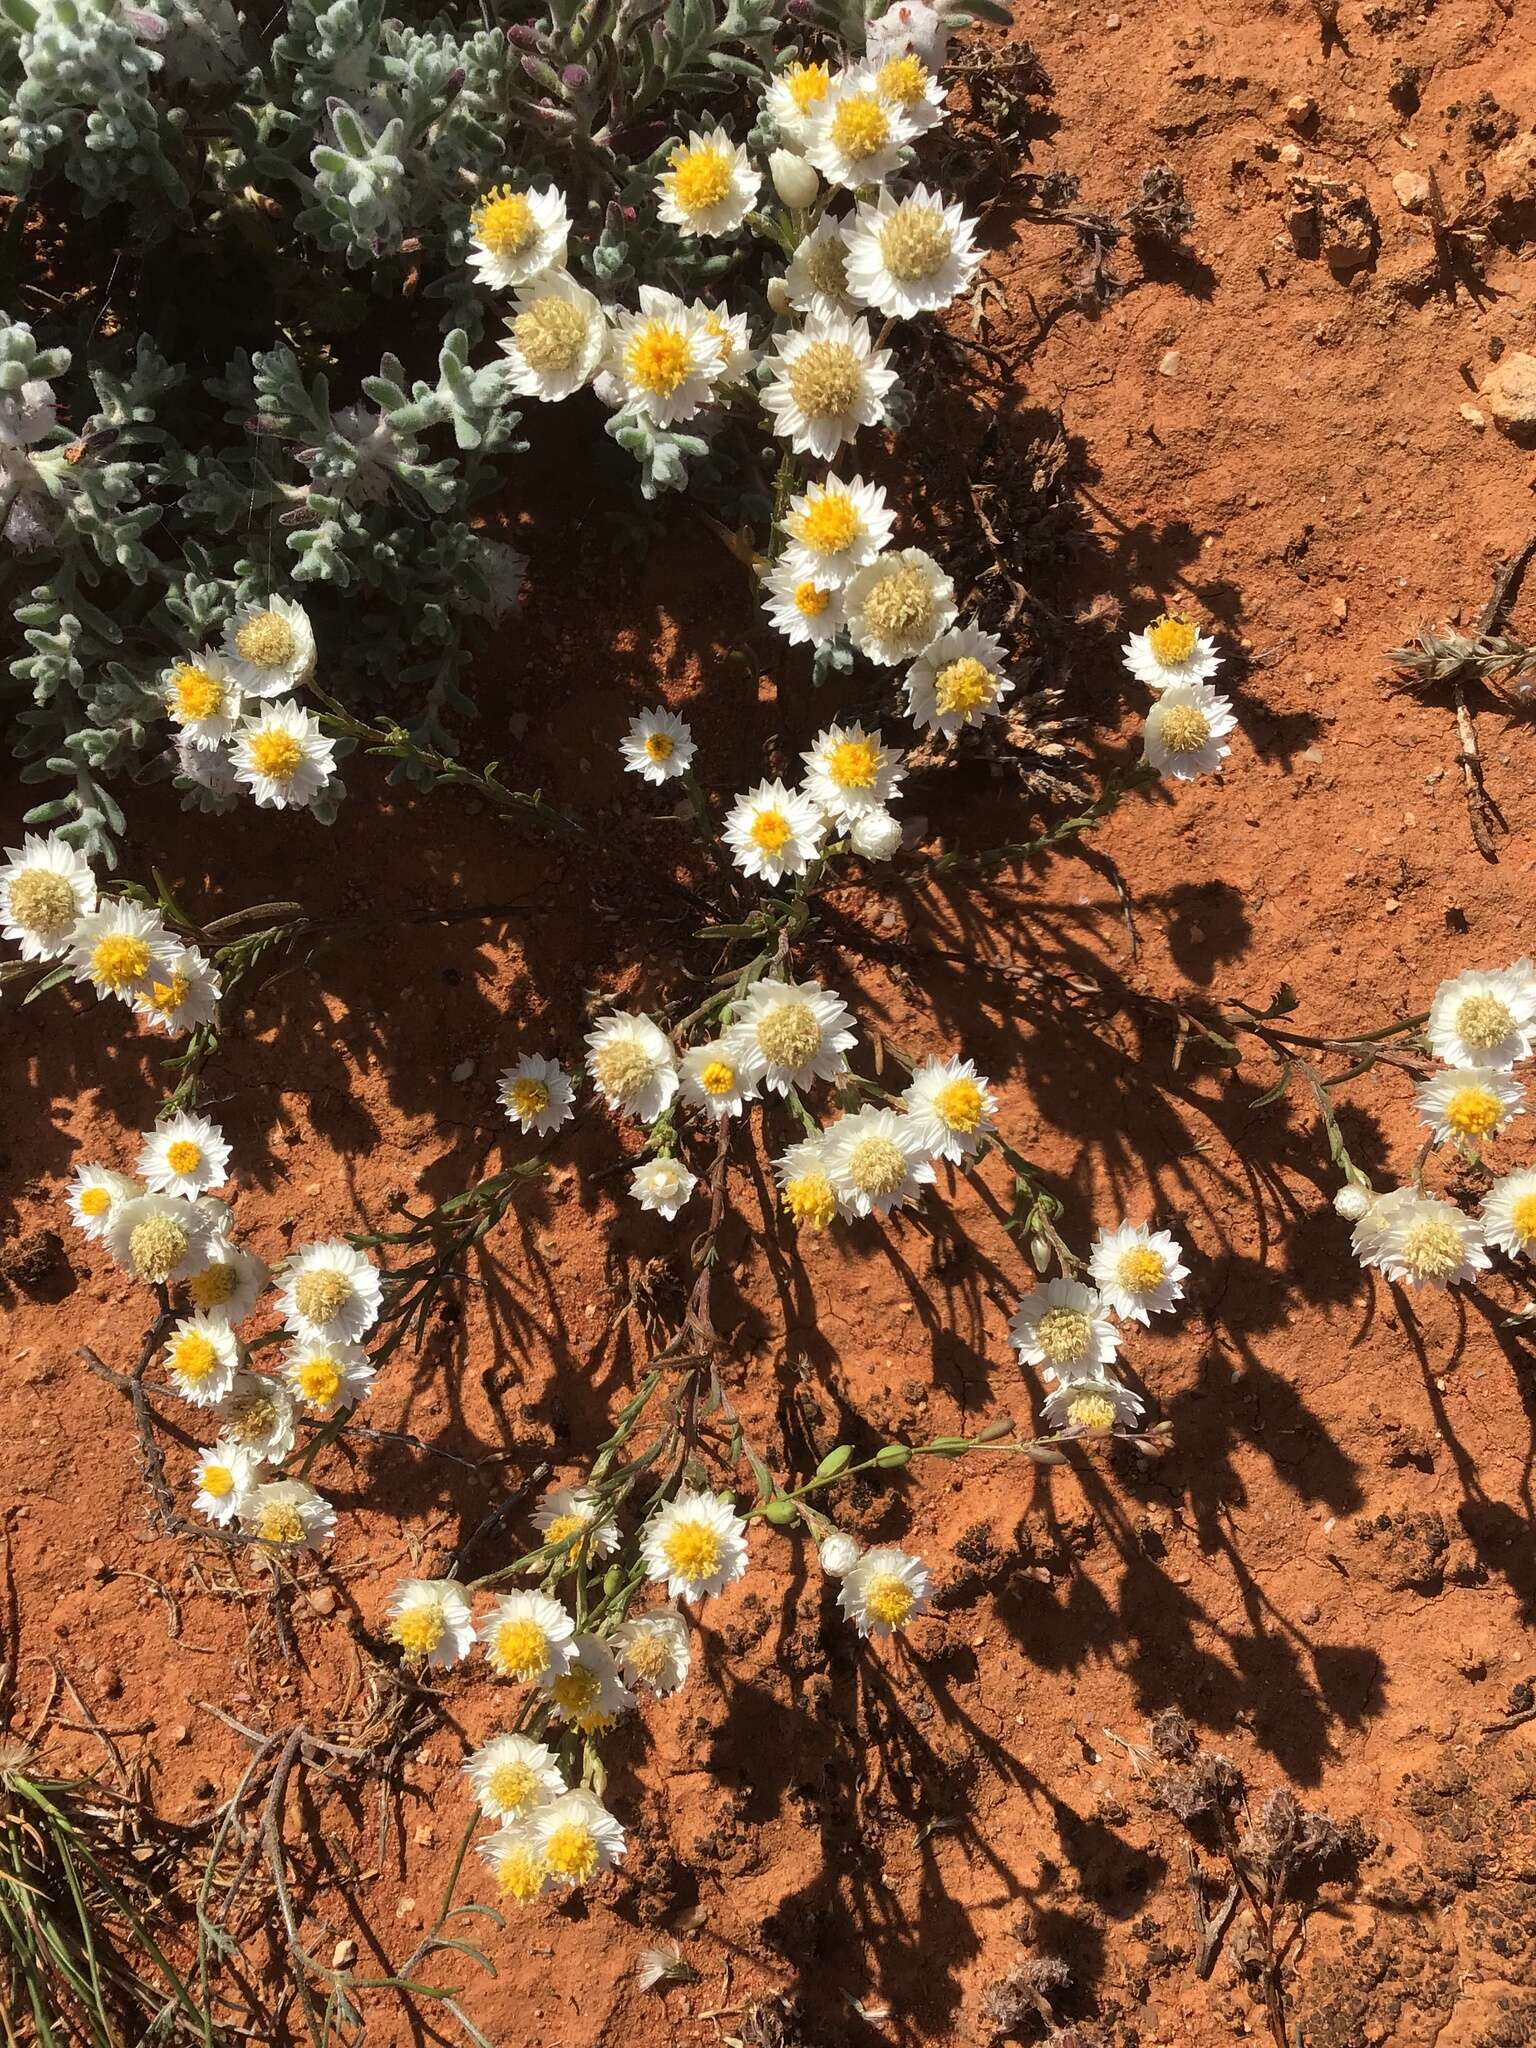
1157;348;1181;377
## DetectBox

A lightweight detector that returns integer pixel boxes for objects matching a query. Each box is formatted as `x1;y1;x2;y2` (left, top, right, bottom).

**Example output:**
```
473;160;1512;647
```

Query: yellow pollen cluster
699;1059;735;1096
594;1038;657;1099
542;1512;586;1547
229;1396;279;1447
548;1665;606;1727
829;94;890;160
786;340;861;418
496;1841;550;1902
1159;705;1210;754
863;1573;915;1628
785;60;831;112
795;493;861;554
878;206;951;283
933;656;995;718
294;1268;351;1326
170;1331;219;1385
513;296;588;373
750;808;792;854
644;732;675;762
392;1603;446;1658
933;1077;985;1133
1036;1305;1094;1364
625;323;692;397
508;1077;551;1120
1445;1086;1502;1139
256;1500;306;1545
804;238;850;294
492;1617;550;1679
1067;1392;1118;1432
794;580;831;618
8;867;76;937
784;1170;837;1231
1399;1217;1465;1281
826;738;879;790
234;611;296;669
1147;614;1198;666
201;1462;235;1499
78;1186;112;1218
93;933;151;991
130;1216;188;1283
1117;1245;1167;1292
1456;993;1514;1050
667;143;732;212
848;1134;908;1197
756;1001;821;1068
1510;1192;1536;1245
473;187;536;258
542;1819;599;1882
876;52;930;105
295;1355;343;1410
146;971;189;1015
189;1261;237;1310
662;1521;722;1580
487;1760;540;1812
170;663;225;722
165;1139;201;1175
247;729;303;783
860;563;935;644
621;1630;672;1683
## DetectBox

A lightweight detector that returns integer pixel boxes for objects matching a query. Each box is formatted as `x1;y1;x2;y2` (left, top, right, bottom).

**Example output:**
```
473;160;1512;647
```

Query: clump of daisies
1122;611;1237;783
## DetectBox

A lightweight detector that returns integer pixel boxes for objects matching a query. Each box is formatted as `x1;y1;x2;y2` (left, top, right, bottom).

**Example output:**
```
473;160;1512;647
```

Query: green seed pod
814;1445;852;1479
763;1496;797;1525
874;1444;911;1469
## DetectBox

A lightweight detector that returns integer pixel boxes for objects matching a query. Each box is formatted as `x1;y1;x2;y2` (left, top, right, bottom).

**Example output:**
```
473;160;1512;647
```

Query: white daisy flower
642;1489;749;1602
905;623;1017;735
1143;682;1237;781
183;1239;267;1325
241;1478;336;1552
727;978;857;1096
217;1372;298;1463
723;777;825;885
818;1530;861;1576
843;183;981;319
1088;1222;1189;1324
781;473;895;588
68;901;175;1005
869;43;948;132
800;721;904;827
680;1040;755;1119
773;1134;840;1232
1415;1066;1525;1147
762;312;897;460
630;1156;697;1220
107;1192;211;1285
192;1438;262;1526
464;1733;565;1822
136;1113;231;1199
283;1337;375;1419
849;808;903;861
1427;963;1536;1070
762;554;848;647
479;1589;577;1682
619;707;695;785
602;287;720;426
385;1578;474;1669
585;1011;678;1122
1041;1371;1146;1434
845;547;957;666
528;1789;627;1884
532;1484;621;1565
1009;1278;1121;1373
230;699;337;811
221;595;315;697
682;301;753;386
804;65;917;188
1122;613;1222;692
132;945;222;1037
1481;1167;1536;1260
657;126;760;237
467;181;569;290
163;650;243;747
161;1312;241;1407
765;57;835;147
901;1056;997;1164
540;1634;633;1733
610;1607;691;1694
497;1053;576;1137
277;1240;382;1346
66;1164;137;1241
838;1544;930;1638
477;1818;553;1905
783;216;860;318
1352;1188;1489;1291
1;832;96;961
498;269;607;400
824;1106;934;1218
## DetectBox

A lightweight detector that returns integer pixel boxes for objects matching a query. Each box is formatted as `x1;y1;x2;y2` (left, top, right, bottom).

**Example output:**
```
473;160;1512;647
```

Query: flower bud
561;63;590;90
1333;1183;1372;1221
763;1496;797;1525
765;276;793;315
850;808;902;861
769;147;820;210
505;21;539;44
819;1531;861;1577
1029;1232;1052;1273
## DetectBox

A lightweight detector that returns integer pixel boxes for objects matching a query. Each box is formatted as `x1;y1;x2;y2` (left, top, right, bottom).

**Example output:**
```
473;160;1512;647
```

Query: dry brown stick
1446;531;1536;860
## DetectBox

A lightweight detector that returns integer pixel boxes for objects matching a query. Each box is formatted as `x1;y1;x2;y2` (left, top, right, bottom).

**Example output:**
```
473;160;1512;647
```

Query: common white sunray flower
241;1478;336;1551
1009;1278;1121;1373
602;287;720;426
728;978;857;1096
1042;1371;1146;1434
824;1106;934;1218
137;1112;231;1200
161;1313;241;1407
611;1607;692;1694
723;777;825;885
905;623;1017;736
529;1789;627;1885
465;1733;565;1822
585;1011;678;1122
765;56;834;146
386;1578;475;1669
221;595;315;697
1482;1168;1536;1260
781;472;895;587
843;183;981;319
643;1490;749;1602
1088;1222;1189;1325
231;700;337;811
467;180;569;289
846;548;957;667
284;1337;375;1419
804;64;917;188
1122;612;1222;691
819;1529;861;1576
192;1439;262;1526
762;554;848;647
478;1818;552;1904
66;1165;137;1241
630;1156;697;1220
658;127;760;237
1427;963;1536;1070
174;737;240;807
902;1056;997;1164
619;706;695;784
185;1238;268;1325
801;721;904;827
497;1053;576;1137
690;298;755;381
540;1634;633;1733
774;1134;840;1232
478;1589;577;1682
867;0;950;68
68;901;175;1005
278;1240;382;1345
532;1484;620;1564
680;1039;755;1119
217;1372;297;1463
1352;1187;1489;1291
107;1193;211;1286
761;312;897;460
839;1544;930;1638
498;269;607;400
133;945;221;1037
1415;1066;1525;1147
851;809;903;860
783;216;859;318
163;650;242;747
870;44;948;132
0;832;96;961
1143;681;1236;781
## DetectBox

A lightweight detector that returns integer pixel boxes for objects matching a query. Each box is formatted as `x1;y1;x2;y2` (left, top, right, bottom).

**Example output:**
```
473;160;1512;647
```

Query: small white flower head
1042;1371;1146;1434
479;1590;577;1682
529;1789;627;1885
585;1011;679;1123
845;547;957;666
680;1039;756;1119
658;126;760;237
818;1530;861;1577
107;1192;211;1286
386;1578;475;1669
278;1240;382;1345
630;1156;697;1220
465;1734;564;1823
184;1239;267;1325
1427;963;1536;1070
902;1056;997;1165
611;1606;692;1694
217;1372;298;1463
905;624;1016;736
498;1053;576;1137
477;1818;553;1905
1333;1184;1373;1223
137;1112;230;1200
763;553;848;647
782;472;895;587
643;1489;750;1602
801;721;905;828
724;777;825;885
1143;682;1237;781
467;181;569;289
765;56;835;147
1354;1188;1489;1291
839;1544;930;1638
540;1634;633;1733
1415;1066;1525;1148
769;145;821;210
1009;1277;1122;1372
162;1313;241;1407
68;901;175;1005
868;42;948;132
691;298;756;383
1122;612;1222;692
804;64;917;188
619;706;696;785
231;699;337;810
1088;1222;1189;1325
774;1134;840;1233
532;1484;621;1565
221;595;315;697
867;1;950;69
66;1164;137;1242
1;832;96;961
783;216;860;319
132;945;221;1037
192;1438;262;1526
163;650;243;746
850;808;904;861
498;269;607;400
761;312;897;460
1481;1167;1536;1260
604;287;720;426
241;1478;335;1552
843;183;980;319
825;1106;935;1219
283;1337;375;1419
728;978;857;1096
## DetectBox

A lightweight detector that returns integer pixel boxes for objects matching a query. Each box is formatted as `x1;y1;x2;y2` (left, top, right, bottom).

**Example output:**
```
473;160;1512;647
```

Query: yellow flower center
1445;1086;1502;1139
256;1500;306;1545
508;1077;551;1120
295;1355;343;1410
804;237;850;295
393;1604;446;1658
486;1760;541;1812
621;1630;672;1683
784;1170;836;1231
876;52;931;106
847;1134;908;1197
1456;993;1514;1051
1399;1216;1465;1281
234;611;296;670
165;1139;202;1176
795;493;861;554
593;1038;657;1100
229;1395;280;1447
750;808;793;854
189;1261;238;1310
787;339;862;419
543;1512;587;1547
829;94;890;161
794;581;831;620
512;296;589;373
785;60;831;113
1509;1192;1536;1245
1116;1245;1167;1292
492;1616;551;1679
625;323;692;398
78;1186;112;1218
643;732;675;763
495;1841;549;1902
170;1331;219;1386
146;971;190;1015
8;867;76;937
933;1077;984;1133
473;187;536;258
92;933;151;991
933;655;996;719
668;142;733;213
548;1665;605;1726
170;663;226;722
756;1000;821;1069
248;730;304;783
1147;614;1198;667
878;206;951;283
130;1216;188;1283
1159;704;1210;754
859;563;935;646
201;1462;235;1498
662;1520;722;1581
864;1573;915;1628
699;1059;736;1096
294;1268;352;1326
542;1819;599;1882
1036;1305;1094;1364
1066;1392;1117;1432
826;738;879;790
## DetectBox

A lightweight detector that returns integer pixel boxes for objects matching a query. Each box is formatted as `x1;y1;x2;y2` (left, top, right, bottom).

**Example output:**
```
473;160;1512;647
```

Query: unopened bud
770;147;820;210
562;63;590;90
765;276;793;315
1333;1183;1372;1222
505;22;538;44
1029;1232;1052;1273
819;1531;860;1577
